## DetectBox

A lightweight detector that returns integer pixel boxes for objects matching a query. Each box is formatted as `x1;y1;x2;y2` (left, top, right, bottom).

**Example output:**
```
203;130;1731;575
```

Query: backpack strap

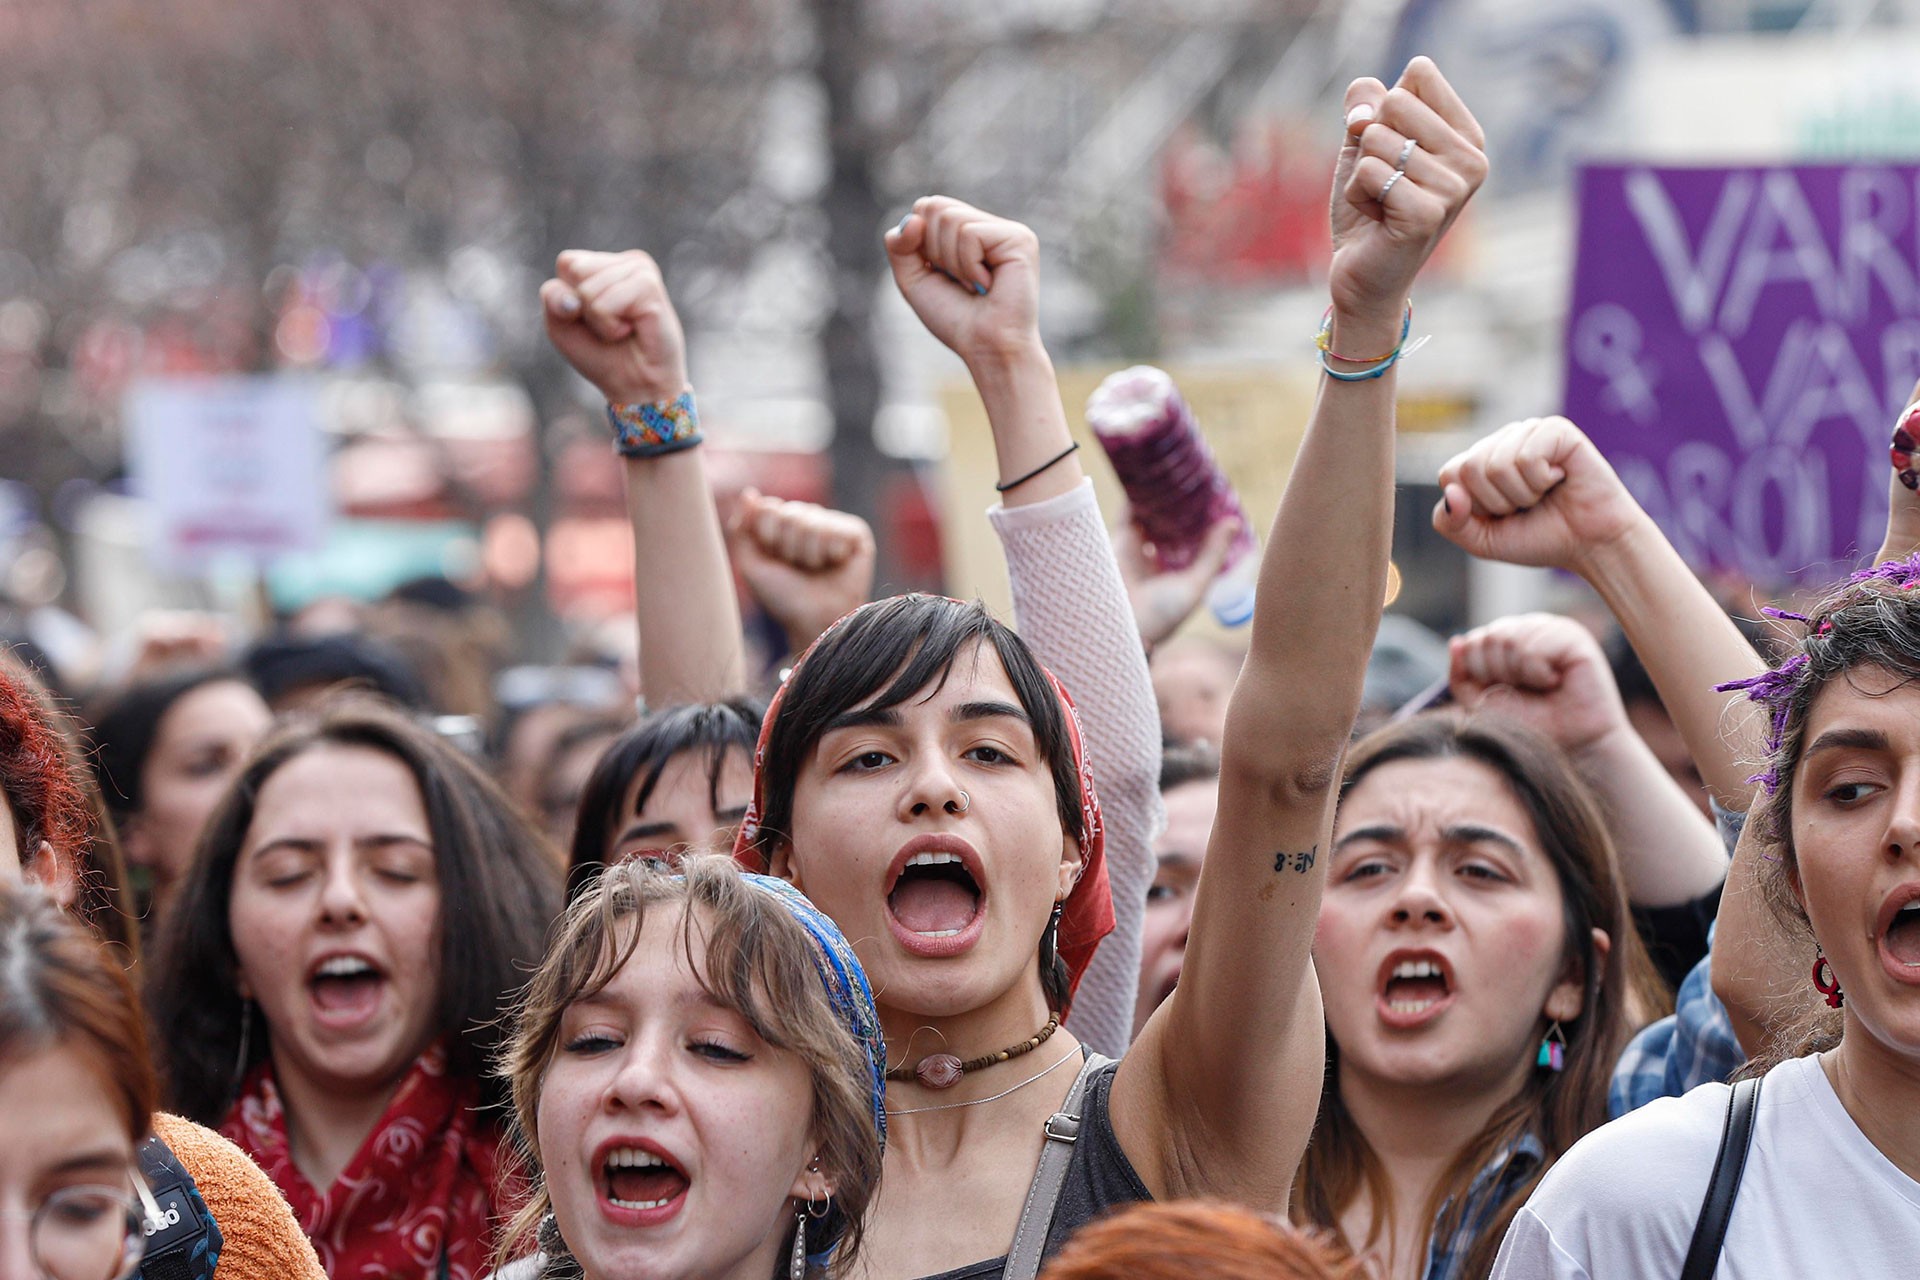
136;1136;224;1280
1001;1052;1115;1280
1679;1074;1764;1280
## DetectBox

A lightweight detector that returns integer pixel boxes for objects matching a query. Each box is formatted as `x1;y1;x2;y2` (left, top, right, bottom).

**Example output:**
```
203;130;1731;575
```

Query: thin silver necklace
885;1044;1080;1117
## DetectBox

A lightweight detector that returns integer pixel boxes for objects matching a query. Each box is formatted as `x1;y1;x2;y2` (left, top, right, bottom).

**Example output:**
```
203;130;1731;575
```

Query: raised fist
884;197;1042;367
540;249;687;406
1448;612;1627;757
1431;415;1644;573
727;488;876;655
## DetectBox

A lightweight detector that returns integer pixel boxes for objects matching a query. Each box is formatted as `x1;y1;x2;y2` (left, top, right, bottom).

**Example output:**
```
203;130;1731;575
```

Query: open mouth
601;1147;691;1214
1376;954;1454;1027
1884;898;1920;969
887;848;985;943
307;954;387;1022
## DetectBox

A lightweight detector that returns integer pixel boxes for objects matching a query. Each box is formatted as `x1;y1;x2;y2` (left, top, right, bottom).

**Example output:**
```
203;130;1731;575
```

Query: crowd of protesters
2;55;1917;1280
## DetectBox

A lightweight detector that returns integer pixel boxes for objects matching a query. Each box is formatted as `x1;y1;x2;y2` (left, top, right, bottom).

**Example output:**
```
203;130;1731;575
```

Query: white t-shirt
1491;1053;1920;1278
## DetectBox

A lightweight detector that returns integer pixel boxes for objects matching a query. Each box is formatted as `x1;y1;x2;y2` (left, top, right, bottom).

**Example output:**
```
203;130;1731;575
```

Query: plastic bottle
1086;366;1257;626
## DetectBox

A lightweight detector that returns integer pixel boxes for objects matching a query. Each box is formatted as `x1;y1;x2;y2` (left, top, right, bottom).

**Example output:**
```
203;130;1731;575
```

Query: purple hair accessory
1761;606;1809;623
1717;653;1813;795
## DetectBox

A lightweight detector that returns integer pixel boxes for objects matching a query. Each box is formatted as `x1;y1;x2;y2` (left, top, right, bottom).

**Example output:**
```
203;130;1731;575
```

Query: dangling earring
789;1209;808;1280
1813;950;1845;1008
1041;900;1064;975
1536;1021;1566;1072
232;1000;254;1083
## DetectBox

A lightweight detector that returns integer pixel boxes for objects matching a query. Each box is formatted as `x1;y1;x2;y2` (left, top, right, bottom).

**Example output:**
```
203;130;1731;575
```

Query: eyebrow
1803;727;1892;759
616;821;681;843
1332;822;1526;856
822;700;1031;735
51;1149;128;1176
245;833;433;859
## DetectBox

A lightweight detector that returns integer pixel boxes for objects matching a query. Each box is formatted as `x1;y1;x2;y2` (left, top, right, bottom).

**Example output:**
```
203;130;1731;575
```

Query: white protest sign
125;377;330;573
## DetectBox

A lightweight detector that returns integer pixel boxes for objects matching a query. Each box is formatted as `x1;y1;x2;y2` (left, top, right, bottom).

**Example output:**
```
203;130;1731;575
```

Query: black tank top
912;1060;1150;1280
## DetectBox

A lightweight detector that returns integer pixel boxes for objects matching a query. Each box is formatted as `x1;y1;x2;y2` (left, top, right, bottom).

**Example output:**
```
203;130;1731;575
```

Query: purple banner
1564;164;1920;583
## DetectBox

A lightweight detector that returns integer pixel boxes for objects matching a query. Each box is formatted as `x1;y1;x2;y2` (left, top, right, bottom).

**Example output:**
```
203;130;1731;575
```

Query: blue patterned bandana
739;873;888;1149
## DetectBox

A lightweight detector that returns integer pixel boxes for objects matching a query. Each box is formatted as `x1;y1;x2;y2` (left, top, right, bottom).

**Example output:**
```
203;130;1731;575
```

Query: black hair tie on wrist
995;441;1081;493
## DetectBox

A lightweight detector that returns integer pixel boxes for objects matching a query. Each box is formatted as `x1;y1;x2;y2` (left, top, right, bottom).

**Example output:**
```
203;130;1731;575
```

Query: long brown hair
0;882;156;1142
1293;712;1661;1279
148;695;561;1122
496;856;883;1274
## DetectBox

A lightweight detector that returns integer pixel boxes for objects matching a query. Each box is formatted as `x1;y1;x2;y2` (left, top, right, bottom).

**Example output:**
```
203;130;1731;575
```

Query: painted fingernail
973;282;988;296
894;214;911;234
1903;467;1919;493
553;291;580;316
1346;103;1375;129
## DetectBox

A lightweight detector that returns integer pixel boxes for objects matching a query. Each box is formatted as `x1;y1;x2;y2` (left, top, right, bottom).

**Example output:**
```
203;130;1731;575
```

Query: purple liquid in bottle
1087;366;1257;625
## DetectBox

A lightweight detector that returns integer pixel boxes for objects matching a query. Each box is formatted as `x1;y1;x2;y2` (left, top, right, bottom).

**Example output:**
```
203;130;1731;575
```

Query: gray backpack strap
1001;1052;1115;1280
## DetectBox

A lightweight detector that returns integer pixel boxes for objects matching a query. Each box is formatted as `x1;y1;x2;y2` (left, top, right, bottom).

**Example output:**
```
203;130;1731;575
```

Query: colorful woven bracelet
1315;301;1413;364
607;389;702;458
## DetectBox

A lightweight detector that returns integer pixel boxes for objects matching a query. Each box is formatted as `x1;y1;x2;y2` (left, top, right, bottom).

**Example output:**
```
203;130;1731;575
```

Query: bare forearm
966;342;1088;507
1570;727;1728;907
625;448;746;704
1576;516;1767;809
1226;307;1400;774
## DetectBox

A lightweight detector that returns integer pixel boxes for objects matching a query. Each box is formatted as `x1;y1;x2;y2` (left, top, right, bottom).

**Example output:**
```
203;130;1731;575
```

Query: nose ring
948;791;970;815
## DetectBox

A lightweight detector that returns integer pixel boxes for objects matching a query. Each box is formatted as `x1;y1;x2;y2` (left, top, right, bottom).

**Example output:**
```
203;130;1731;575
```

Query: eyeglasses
0;1185;149;1280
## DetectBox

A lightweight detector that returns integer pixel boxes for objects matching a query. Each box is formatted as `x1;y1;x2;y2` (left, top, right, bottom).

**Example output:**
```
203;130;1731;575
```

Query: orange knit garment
151;1113;325;1280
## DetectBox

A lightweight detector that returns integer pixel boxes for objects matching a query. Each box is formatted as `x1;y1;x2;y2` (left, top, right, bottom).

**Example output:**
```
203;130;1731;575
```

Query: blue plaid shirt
1607;801;1747;1117
1422;1134;1545;1280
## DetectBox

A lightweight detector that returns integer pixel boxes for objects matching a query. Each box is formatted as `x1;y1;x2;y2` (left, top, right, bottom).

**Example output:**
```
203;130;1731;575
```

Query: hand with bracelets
1321;57;1488;381
540;249;699;457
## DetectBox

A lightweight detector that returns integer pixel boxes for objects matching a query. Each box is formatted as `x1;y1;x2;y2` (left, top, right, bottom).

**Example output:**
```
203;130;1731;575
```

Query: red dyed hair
1039;1201;1366;1280
0;653;137;958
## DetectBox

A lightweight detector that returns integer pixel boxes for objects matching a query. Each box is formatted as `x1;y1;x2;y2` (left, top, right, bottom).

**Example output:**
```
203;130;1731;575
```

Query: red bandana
733;599;1114;1008
220;1044;508;1280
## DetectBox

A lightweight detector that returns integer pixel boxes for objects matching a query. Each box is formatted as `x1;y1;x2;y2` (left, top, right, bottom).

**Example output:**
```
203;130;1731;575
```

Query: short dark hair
566;698;765;897
742;596;1084;1007
147;696;562;1123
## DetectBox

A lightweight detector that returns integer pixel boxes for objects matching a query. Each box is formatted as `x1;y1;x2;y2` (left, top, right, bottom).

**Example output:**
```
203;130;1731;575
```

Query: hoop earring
806;1190;831;1220
1535;1020;1566;1072
789;1210;808;1280
1813;950;1845;1008
232;1000;253;1083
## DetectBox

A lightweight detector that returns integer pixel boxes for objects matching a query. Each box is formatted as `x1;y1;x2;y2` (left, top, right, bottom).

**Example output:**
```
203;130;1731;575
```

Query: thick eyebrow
1333;823;1401;852
822;705;902;735
951;700;1030;727
616;821;681;844
1803;727;1892;760
714;804;749;823
1331;822;1526;857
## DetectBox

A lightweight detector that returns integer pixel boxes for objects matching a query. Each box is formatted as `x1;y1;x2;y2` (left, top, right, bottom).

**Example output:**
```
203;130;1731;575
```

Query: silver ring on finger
1378;170;1405;203
1395;138;1418;172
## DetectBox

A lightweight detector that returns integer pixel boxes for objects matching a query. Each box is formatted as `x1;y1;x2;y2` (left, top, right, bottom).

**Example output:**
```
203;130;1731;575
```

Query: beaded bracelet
606;389;702;458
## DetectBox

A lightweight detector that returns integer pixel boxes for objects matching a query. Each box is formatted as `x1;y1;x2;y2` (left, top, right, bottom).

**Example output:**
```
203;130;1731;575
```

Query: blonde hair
496;856;882;1272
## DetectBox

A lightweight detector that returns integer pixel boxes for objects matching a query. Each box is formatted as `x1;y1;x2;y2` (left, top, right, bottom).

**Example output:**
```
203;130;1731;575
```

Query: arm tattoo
1272;846;1317;875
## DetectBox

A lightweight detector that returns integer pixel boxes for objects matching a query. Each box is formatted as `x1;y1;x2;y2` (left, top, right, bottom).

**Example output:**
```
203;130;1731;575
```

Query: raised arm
882;198;1161;1058
1448;613;1727;907
1431;416;1768;810
1713;386;1920;1055
541;251;745;705
1116;58;1487;1204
